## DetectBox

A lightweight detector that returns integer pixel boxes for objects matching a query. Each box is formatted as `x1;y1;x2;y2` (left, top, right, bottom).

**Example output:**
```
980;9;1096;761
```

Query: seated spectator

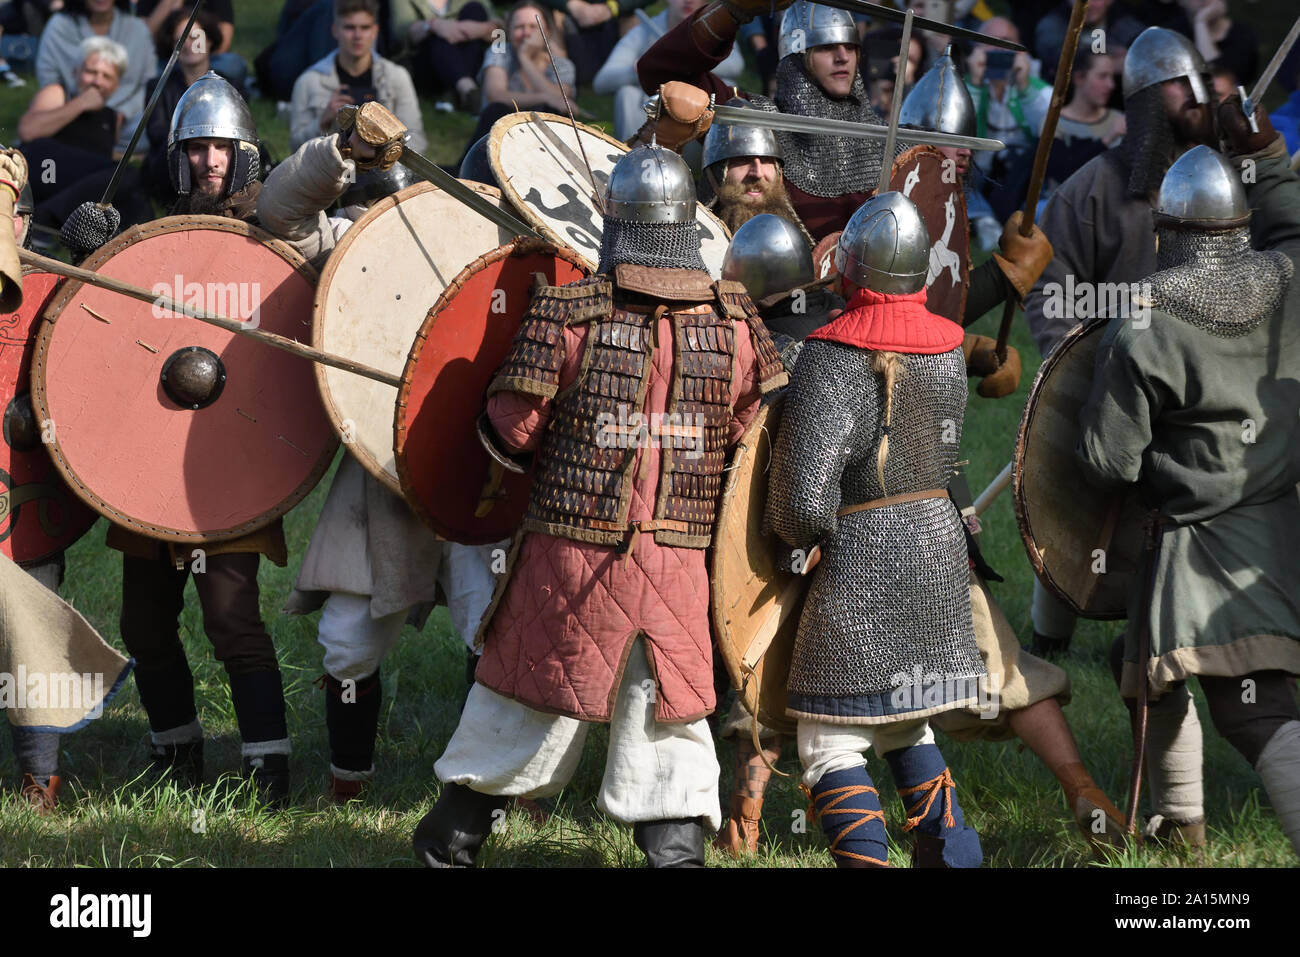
290;0;426;153
966;17;1050;174
1269;61;1300;158
1169;0;1256;92
141;8;239;205
593;0;742;142
390;0;499;111
862;26;924;114
34;0;153;151
739;12;778;97
135;0;249;92
460;0;573;163
255;0;339;102
1034;0;1143;84
1039;47;1124;211
17;35;150;231
548;0;650;88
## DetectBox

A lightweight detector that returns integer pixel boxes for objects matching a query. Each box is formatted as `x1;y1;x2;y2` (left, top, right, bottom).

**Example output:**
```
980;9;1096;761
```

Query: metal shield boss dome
722;214;813;301
603;143;697;224
899;46;977;137
778;1;857;59
1155;145;1248;226
835;191;931;294
1122;27;1209;104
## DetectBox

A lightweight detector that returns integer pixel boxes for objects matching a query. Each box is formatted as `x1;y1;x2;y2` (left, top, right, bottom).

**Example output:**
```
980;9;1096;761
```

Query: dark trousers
413;1;490;95
1201;671;1300;767
120;552;286;743
460;101;514;168
23;138;153;232
562;16;619;88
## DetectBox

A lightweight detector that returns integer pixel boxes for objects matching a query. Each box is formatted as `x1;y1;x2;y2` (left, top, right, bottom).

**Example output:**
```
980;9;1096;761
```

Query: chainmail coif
751;55;886;199
1119;86;1180;199
1148;226;1293;337
597;216;708;274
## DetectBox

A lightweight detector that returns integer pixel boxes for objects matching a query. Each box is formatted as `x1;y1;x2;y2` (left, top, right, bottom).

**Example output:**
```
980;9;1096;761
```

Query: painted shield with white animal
889;145;969;326
489;111;733;277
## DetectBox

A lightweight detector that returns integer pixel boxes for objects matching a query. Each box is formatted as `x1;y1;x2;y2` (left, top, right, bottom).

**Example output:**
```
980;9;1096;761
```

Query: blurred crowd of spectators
1;0;1296;245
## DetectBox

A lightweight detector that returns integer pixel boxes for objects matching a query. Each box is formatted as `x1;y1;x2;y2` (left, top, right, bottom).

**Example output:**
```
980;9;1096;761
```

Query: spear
992;0;1088;364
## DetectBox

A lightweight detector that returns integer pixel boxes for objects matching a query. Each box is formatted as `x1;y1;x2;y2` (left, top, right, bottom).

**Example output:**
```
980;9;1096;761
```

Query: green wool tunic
1076;140;1300;699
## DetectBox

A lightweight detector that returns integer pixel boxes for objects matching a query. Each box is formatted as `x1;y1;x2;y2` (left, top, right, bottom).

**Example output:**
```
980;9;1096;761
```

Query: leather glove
962;333;998;376
650;82;715;151
60;200;121;263
974;343;1021;399
0;148;28;205
337;102;407;171
1217;93;1280;158
993;211;1053;299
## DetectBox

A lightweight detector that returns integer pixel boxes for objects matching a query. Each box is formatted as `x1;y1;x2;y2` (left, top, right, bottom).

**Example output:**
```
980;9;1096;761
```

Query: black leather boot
241;753;291;810
1029;631;1072;658
412;783;509;868
633;818;707;868
150;740;204;788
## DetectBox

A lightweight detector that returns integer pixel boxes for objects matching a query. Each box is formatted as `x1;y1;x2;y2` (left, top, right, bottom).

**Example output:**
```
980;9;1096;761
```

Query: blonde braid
872;351;902;492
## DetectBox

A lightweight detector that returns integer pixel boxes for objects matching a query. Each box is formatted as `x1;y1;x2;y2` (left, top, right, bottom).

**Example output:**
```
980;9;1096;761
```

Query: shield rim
393;235;590;543
1012;316;1137;620
891;143;970;326
487;111;733;272
709;399;799;735
32;214;334;544
312;179;508;495
3;267;98;565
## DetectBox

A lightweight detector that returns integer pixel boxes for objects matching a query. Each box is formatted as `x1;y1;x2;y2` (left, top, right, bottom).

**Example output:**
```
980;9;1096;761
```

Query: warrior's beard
185;189;229;216
713;175;802;234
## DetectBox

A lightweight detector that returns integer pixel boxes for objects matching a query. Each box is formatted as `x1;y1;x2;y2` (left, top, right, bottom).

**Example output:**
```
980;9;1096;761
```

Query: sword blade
712;102;1005;152
1246;14;1300;115
397;145;542;240
101;0;205;207
818;0;1026;52
876;9;913;195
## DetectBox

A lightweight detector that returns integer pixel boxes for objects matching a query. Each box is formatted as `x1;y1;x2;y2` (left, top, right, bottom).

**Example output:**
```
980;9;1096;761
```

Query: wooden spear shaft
993;0;1088;363
19;247;402;387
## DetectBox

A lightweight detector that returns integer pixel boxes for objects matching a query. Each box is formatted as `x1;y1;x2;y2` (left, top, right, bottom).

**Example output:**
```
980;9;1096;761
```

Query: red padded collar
805;287;963;354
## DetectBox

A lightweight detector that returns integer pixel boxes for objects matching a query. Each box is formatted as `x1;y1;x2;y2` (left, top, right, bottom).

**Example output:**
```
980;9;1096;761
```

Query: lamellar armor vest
489;267;787;549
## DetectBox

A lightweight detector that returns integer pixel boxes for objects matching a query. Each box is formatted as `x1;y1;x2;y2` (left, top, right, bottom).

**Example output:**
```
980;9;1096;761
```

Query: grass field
0;1;1294;868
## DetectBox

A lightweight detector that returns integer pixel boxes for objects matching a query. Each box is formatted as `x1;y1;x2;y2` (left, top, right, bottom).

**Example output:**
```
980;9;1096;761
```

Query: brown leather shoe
714;793;763;857
328;773;366;804
20;774;61;815
1145;814;1207;849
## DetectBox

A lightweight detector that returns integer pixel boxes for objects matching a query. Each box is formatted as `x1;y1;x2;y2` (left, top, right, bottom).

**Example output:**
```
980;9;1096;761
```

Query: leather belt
836;488;948;517
588;517;694;558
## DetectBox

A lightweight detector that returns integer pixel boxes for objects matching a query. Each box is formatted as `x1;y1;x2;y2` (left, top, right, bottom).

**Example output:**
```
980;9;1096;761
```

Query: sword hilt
1236;85;1260;135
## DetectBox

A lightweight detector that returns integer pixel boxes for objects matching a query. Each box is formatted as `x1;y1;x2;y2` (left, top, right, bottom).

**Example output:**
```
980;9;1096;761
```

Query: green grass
0;1;1295;868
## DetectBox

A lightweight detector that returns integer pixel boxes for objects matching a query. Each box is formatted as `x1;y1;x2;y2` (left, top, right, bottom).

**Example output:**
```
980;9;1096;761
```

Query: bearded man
61;73;294;806
638;0;886;242
1019;27;1219;846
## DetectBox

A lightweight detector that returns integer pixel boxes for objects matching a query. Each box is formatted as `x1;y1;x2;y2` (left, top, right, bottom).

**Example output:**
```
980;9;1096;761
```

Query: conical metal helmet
1155;145;1248;228
899;45;976;138
722;214;813;301
702;101;782;177
603;143;697;224
835;191;931;294
778;0;857;58
1122;27;1209;105
458;133;498;188
168;71;257;149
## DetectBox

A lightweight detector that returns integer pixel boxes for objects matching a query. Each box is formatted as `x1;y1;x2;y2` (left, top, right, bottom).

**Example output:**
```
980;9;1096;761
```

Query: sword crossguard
1236;86;1260;135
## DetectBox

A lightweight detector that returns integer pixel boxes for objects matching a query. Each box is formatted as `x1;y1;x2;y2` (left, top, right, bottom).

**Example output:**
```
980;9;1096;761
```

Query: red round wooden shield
0;269;97;564
890;145;970;325
33;216;337;543
395;238;588;544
